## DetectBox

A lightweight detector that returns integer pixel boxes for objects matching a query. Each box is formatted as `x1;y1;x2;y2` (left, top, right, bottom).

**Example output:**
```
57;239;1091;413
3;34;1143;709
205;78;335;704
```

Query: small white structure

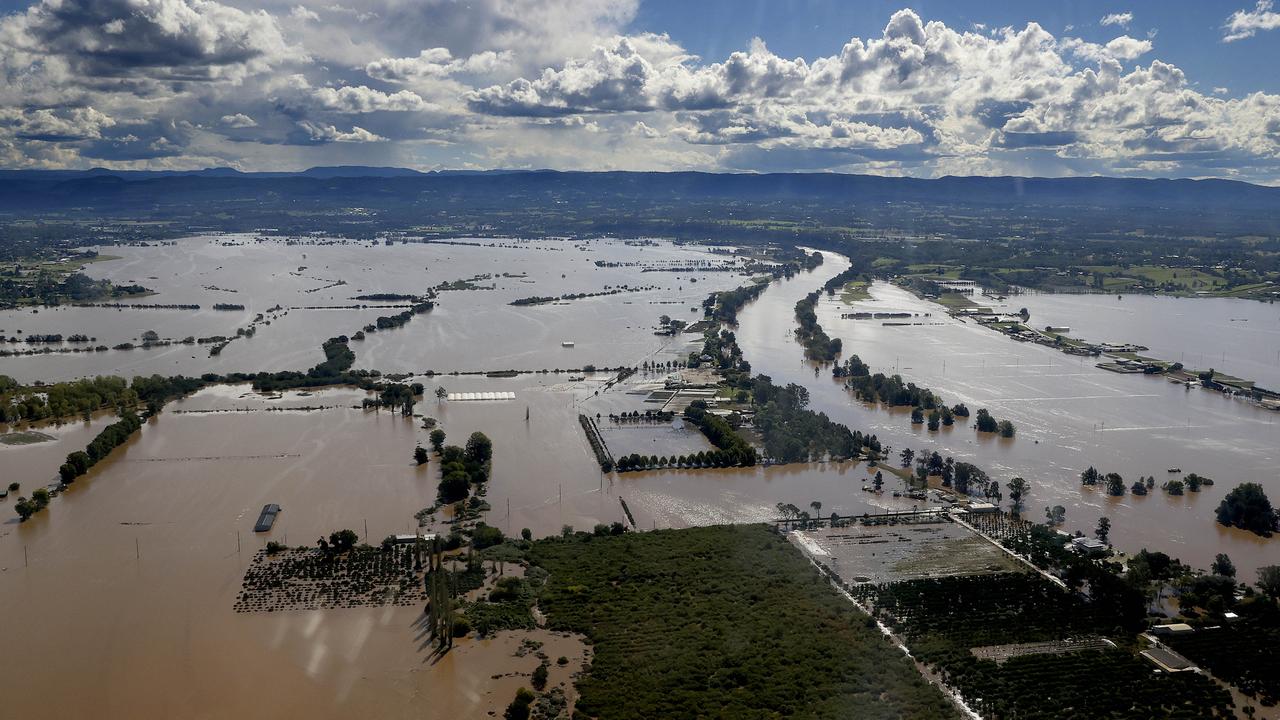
967;502;998;513
561;341;575;347
447;391;516;401
393;533;438;544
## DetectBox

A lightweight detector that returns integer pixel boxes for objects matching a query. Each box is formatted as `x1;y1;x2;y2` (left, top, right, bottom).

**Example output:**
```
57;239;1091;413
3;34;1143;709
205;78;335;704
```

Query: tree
1095;517;1111;544
414;445;429;465
910;407;924;424
1080;466;1100;486
59;463;77;483
1216;483;1278;536
1211;553;1236;578
873;471;884;492
532;662;549;691
810;501;822;518
899;448;915;468
435;386;448;402
504;688;535;720
1007;477;1028;509
1258;566;1280;599
997;419;1016;438
1105;473;1125;497
465;432;493;466
328;529;358;552
521;528;532;541
14;498;35;520
1045;505;1066;525
439;471;470;503
974;408;998;433
1164;479;1185;496
429;429;446;453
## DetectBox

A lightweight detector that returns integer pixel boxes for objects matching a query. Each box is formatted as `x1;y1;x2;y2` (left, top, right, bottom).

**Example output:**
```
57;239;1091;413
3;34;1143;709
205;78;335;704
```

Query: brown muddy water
0;235;749;383
735;251;1280;578
0;381;605;719
5;238;1279;717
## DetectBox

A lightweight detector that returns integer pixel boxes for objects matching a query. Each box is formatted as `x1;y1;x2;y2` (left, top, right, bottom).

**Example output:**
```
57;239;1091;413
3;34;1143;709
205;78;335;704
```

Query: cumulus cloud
310;85;432;112
220;112;258;128
296;120;386;143
1061;35;1153;62
365;48;510;82
1223;0;1280;41
1100;12;1133;28
0;1;1276;180
0;0;299;85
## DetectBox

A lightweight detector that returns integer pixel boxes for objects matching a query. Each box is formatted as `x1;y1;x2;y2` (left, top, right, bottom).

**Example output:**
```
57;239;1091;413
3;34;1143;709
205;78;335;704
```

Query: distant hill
0;168;1276;215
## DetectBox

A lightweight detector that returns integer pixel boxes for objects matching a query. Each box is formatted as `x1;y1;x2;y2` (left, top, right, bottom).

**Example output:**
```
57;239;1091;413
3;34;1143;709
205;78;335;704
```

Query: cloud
309;85;432;112
295;120;386;143
0;2;1276;181
0;0;299;85
220;113;258;128
365;49;510;83
1100;12;1134;28
0;106;115;141
1061;35;1153;62
1223;0;1280;41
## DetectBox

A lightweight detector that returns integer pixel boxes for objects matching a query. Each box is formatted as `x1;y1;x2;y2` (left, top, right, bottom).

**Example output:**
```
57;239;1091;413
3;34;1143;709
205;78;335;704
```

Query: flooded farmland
4;237;1280;718
735;252;1280;578
0;236;750;383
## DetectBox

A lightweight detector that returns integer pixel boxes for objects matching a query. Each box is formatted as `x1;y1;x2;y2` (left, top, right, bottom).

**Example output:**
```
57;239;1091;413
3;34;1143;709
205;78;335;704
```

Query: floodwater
0;235;748;383
1009;291;1280;389
735;252;1280;578
5;237;1280;717
0;381;608;719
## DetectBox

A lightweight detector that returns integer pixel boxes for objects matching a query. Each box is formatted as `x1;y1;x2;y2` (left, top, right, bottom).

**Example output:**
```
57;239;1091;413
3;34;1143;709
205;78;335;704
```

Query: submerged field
529;524;959;720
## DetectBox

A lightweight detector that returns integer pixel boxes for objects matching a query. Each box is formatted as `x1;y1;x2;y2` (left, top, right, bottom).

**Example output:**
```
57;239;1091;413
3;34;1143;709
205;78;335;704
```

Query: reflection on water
4;239;1278;717
735;252;1279;578
0;235;748;383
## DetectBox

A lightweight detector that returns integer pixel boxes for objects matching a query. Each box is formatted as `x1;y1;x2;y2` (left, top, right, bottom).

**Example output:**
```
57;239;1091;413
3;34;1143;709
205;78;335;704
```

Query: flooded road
735;253;1280;577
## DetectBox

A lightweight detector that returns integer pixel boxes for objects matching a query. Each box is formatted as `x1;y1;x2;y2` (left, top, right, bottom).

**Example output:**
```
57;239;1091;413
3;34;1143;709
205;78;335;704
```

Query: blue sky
633;1;1280;95
1;0;1278;182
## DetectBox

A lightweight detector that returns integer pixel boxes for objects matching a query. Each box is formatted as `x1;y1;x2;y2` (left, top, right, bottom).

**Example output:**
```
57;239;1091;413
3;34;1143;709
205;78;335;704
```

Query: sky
1;0;1278;182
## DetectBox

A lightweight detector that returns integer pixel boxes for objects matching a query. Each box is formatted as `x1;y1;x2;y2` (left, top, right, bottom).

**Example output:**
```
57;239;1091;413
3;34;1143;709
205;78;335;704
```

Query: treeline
682;401;757;466
844;370;940;409
2;373;207;424
352;293;422;301
752;376;879;463
793;291;841;361
55;410;144;487
703;280;770;323
212;303;245;311
615;450;751;472
364;300;433;331
702;250;825;324
510;286;654;306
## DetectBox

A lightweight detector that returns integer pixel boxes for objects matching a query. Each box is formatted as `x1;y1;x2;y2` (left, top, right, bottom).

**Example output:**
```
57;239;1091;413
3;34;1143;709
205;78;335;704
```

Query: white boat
561;341;575;347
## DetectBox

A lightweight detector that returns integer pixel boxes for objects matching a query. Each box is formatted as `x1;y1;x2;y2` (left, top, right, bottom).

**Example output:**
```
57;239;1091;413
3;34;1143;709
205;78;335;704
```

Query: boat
561;340;574;347
1167;468;1182;473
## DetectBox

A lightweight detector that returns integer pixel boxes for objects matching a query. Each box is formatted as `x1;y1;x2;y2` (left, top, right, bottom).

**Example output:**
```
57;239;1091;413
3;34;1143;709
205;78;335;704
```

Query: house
254;504;281;532
1071;536;1107;553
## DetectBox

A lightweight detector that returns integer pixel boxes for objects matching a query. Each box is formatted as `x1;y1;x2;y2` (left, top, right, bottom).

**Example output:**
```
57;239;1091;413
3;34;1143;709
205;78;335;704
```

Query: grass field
839;280;871;303
530;525;958;720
